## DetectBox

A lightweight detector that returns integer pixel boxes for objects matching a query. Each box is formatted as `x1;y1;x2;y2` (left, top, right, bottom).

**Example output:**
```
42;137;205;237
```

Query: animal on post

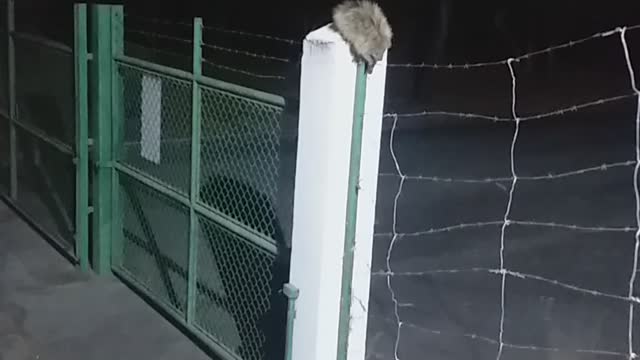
331;0;393;74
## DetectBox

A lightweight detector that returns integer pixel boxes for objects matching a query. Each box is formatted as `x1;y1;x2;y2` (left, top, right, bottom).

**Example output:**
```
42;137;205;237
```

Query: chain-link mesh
113;60;288;360
117;173;190;315
196;86;287;360
14;127;75;249
15;37;74;146
119;63;193;194
195;214;277;360
199;85;282;240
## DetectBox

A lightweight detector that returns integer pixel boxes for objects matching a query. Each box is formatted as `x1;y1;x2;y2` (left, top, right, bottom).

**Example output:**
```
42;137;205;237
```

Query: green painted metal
187;17;203;324
114;54;285;107
113;161;278;255
90;4;114;275
13;119;74;155
11;31;72;54
283;283;300;360
7;0;15;199
336;62;368;360
107;9;288;359
110;5;124;268
73;3;90;271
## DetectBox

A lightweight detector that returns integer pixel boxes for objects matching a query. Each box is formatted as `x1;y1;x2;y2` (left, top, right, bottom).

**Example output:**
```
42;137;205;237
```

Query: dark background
11;1;640;359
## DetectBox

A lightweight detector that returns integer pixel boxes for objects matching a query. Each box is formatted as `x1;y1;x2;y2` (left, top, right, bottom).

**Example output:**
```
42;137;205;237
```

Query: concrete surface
0;202;211;360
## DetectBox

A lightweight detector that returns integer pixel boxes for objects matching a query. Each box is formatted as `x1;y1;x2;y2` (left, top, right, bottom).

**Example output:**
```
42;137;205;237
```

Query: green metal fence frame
1;1;90;267
86;5;301;359
1;3;307;358
336;63;368;360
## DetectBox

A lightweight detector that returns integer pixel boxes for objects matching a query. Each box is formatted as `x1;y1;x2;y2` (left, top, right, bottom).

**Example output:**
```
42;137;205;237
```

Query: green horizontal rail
114;54;285;107
113;162;279;255
11;30;73;54
113;267;242;360
13;119;74;156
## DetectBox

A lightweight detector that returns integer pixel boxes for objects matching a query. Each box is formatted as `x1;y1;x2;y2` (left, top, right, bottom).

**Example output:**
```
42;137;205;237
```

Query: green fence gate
1;3;298;358
0;0;90;268
91;5;297;360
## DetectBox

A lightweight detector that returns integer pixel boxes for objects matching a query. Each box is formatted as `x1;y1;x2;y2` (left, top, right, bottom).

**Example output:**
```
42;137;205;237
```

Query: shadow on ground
0;202;211;360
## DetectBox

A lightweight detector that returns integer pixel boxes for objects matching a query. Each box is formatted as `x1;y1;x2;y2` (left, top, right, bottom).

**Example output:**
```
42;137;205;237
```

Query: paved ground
0;201;211;360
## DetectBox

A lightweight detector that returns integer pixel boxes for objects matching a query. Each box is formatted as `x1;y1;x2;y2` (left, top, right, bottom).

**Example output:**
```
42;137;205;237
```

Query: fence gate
0;0;90;267
91;6;294;360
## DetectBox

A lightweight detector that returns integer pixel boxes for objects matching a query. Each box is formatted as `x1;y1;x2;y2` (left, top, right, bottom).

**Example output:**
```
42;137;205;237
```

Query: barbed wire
374;220;637;239
122;41;287;80
387;24;640;70
620;25;640;360
125;40;191;59
383;93;637;121
124;14;301;45
202;58;286;80
373;267;639;304
203;25;302;45
378;160;636;183
386;114;404;360
394;321;628;358
126;28;193;44
126;28;290;63
202;42;290;63
380;24;640;357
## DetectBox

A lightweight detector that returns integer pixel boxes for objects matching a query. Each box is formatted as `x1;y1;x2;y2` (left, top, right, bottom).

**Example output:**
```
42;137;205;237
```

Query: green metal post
74;3;90;271
7;0;16;199
187;17;203;324
283;283;300;360
336;62;368;360
110;5;124;268
89;4;113;275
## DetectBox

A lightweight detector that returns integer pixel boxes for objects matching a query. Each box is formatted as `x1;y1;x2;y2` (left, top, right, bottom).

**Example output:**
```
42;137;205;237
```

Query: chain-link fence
10;34;77;253
1;4;295;358
112;56;290;360
0;0;81;258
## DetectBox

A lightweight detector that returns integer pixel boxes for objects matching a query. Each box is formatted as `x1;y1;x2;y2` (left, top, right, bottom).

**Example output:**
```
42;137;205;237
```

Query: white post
288;24;388;360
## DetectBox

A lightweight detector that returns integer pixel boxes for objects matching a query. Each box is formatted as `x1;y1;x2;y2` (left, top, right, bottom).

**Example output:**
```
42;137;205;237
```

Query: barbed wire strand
620;26;640;360
378;160;636;183
202;42;290;63
122;41;286;80
387;24;640;69
202;58;286;80
374;220;637;239
125;40;191;59
374;267;639;305
383;93;636;121
126;28;193;44
126;28;290;63
124;14;301;45
398;321;628;358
